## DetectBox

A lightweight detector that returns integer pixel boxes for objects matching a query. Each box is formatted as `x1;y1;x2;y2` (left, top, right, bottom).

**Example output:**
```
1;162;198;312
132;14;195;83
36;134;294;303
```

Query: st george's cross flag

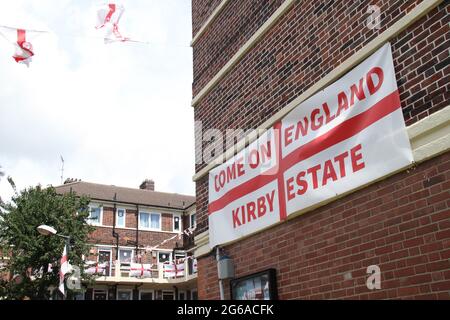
0;27;36;67
58;244;70;296
95;3;129;43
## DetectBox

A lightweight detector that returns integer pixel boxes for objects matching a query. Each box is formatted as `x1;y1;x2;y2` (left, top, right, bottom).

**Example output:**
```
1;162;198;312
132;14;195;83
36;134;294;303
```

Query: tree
0;166;4;204
0;182;95;300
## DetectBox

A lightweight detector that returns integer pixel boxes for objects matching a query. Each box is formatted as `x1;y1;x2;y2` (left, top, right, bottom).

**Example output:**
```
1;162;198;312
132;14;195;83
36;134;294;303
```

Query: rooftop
54;181;195;210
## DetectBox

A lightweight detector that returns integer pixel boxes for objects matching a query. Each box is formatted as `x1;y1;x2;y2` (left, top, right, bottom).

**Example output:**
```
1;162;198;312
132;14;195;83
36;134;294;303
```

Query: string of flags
143;224;196;252
0;26;41;67
95;3;130;43
0;3;175;67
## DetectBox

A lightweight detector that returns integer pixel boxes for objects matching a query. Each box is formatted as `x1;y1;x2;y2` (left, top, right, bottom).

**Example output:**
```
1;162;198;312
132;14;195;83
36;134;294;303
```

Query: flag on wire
0;27;37;67
58;244;70;296
95;3;129;43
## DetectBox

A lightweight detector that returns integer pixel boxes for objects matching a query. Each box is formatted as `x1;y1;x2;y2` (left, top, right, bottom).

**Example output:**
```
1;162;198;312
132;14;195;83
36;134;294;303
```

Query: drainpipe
216;247;225;300
112;193;119;261
173;285;179;300
135;205;139;259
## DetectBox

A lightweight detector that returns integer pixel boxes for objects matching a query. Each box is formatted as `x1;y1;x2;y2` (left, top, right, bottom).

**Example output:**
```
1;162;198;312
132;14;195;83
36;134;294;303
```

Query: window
119;249;133;264
175;252;186;261
117;290;132;300
190;213;196;228
98;249;112;276
116;208;126;228
139;212;161;230
93;289;107;300
191;290;198;300
173;215;181;232
88;206;102;225
158;252;171;264
179;291;185;300
140;290;153;300
162;291;175;300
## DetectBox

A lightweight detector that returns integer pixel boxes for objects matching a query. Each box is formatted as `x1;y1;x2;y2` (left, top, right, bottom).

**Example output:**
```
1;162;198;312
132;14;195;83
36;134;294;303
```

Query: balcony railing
89;259;197;284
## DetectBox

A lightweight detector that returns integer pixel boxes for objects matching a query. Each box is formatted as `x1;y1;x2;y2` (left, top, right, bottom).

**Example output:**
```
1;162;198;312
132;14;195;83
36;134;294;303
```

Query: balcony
90;259;197;285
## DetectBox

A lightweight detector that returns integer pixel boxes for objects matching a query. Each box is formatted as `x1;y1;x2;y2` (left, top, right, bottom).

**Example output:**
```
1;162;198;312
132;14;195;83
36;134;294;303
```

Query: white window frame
116;208;126;228
139;289;154;300
97;248;112;276
116;289;133;300
88;205;103;226
190;212;196;229
157;251;172;264
118;248;134;264
139;211;161;231
173;214;182;232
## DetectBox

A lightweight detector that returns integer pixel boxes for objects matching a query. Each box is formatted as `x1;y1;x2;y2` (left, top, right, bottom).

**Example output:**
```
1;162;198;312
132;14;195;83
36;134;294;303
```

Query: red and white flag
95;3;129;43
58;244;70;296
163;260;185;278
85;262;107;276
0;27;36;67
130;263;153;278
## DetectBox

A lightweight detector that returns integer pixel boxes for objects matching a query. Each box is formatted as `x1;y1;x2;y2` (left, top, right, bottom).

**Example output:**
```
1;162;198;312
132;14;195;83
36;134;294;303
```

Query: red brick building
55;180;198;300
191;0;449;299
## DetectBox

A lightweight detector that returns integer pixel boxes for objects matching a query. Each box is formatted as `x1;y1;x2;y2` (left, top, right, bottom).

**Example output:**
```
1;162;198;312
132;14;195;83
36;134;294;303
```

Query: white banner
208;43;413;248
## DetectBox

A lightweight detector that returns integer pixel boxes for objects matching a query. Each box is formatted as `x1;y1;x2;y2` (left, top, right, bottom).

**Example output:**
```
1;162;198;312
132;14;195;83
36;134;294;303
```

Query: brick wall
193;1;449;236
162;213;174;232
90;206;182;248
197;152;450;299
89;227;179;249
193;0;285;95
192;0;223;36
125;209;138;229
192;0;450;300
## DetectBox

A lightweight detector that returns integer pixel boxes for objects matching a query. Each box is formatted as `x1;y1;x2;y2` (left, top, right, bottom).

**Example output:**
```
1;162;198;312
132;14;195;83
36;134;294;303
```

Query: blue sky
0;0;195;200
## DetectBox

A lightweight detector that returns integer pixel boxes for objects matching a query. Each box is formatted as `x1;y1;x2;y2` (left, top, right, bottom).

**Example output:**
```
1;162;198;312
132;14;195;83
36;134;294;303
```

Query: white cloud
0;0;195;201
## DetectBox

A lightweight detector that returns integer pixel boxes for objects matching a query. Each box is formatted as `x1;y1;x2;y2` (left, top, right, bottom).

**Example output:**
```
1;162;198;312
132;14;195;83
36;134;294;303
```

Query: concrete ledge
409;106;450;163
191;0;296;106
191;0;229;46
193;230;211;258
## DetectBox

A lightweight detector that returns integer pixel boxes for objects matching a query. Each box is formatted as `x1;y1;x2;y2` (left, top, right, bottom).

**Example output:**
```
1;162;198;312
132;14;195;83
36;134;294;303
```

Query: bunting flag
0;27;37;67
95;3;129;43
58;244;70;296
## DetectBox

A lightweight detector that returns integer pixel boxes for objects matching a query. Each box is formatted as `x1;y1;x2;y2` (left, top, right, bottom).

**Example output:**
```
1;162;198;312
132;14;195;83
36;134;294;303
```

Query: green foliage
0;184;95;300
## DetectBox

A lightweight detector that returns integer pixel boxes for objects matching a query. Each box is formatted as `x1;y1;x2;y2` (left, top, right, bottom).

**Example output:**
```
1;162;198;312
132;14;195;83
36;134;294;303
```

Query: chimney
139;179;155;191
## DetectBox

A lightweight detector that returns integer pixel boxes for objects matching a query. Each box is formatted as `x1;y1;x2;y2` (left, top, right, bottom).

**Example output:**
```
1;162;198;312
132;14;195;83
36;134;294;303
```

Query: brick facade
54;181;197;300
88;206;182;249
194;1;449;236
89;226;179;249
192;0;449;300
197;152;450;300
